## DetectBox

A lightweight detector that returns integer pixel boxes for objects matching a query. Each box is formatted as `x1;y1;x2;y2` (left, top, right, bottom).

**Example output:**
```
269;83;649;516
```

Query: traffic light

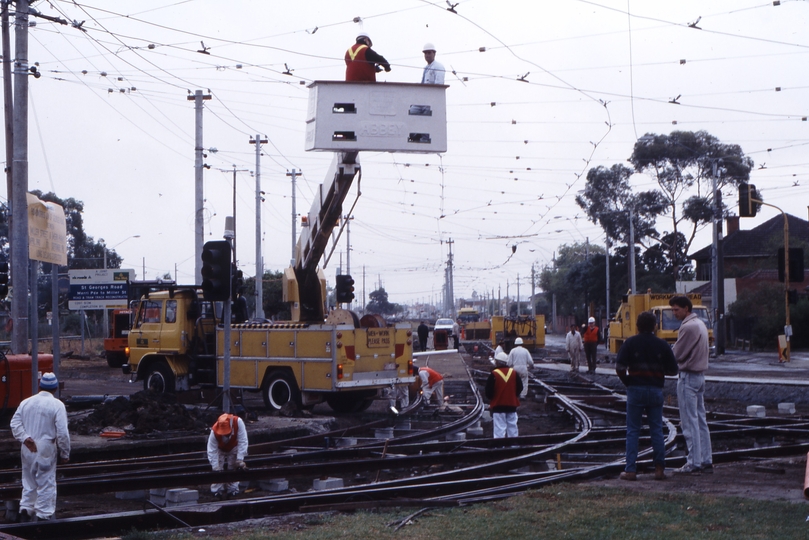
335;274;355;304
739;183;757;217
0;262;8;298
778;248;805;283
201;240;231;301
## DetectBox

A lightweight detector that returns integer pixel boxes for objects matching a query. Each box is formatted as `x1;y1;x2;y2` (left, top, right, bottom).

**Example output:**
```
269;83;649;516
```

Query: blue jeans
625;385;665;473
677;371;712;468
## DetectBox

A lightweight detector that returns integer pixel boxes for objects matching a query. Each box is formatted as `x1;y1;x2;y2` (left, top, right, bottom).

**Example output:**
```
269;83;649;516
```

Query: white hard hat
588;317;595;323
514;337;524;345
422;42;436;52
357;33;371;44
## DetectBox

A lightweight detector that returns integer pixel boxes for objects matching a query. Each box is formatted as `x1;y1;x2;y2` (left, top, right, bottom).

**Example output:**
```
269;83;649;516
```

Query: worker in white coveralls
10;372;70;522
207;413;249;499
507;337;534;399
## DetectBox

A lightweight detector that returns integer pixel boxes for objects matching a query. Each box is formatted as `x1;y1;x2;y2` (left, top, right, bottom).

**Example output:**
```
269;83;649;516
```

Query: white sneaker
673;463;701;474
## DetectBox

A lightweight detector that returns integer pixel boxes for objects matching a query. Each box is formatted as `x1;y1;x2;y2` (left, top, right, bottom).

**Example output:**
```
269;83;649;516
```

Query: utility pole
711;161;725;356
531;264;536;320
446;239;455;318
11;0;30;354
344;216;354;275
188;89;211;285
250;135;267;319
286;169;300;265
628;208;636;293
516;274;520;316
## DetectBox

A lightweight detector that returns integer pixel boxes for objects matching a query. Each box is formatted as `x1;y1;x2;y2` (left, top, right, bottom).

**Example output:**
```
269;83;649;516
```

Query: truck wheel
262;371;301;411
143;361;175;394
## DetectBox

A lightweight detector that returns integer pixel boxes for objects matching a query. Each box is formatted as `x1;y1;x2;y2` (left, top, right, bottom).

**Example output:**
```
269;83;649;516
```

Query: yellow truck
125;286;415;413
490;314;546;351
457;307;491;340
608;291;713;354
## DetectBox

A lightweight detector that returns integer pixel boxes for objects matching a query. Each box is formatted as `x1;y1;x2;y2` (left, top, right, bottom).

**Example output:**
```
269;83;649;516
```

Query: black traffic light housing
739;183;757;217
201;240;232;301
0;261;8;298
778;247;805;283
335;274;355;304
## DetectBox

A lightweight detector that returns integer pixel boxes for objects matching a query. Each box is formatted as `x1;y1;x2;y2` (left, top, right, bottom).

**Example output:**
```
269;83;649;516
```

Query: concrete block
260;479;289;492
336;437;357;447
778;402;796;414
115;490;146;500
481;410;492;422
166;488;199;503
149;488;167;496
313;477;344;490
150;494;166;507
466;426;485;438
166;499;197;508
375;427;394;439
446;432;466;442
746;405;766;417
395;420;411;430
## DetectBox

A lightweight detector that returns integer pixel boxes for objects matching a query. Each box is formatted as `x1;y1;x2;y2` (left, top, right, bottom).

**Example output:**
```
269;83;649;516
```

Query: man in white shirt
507;337;534;398
420;43;445;85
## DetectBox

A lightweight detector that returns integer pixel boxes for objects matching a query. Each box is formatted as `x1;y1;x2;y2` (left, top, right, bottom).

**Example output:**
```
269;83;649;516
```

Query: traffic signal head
335;274;355;304
739;183;757;217
0;262;8;299
201;241;231;301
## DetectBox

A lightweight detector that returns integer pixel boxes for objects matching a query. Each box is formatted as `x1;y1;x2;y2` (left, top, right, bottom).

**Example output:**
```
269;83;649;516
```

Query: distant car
434;318;456;336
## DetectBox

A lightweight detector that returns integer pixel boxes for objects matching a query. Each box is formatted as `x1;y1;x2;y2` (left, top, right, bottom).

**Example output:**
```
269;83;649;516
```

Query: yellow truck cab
608;291;713;353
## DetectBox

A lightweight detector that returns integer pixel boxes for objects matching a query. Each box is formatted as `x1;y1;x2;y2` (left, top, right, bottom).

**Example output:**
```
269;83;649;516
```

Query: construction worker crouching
418;366;445;410
207;413;248;499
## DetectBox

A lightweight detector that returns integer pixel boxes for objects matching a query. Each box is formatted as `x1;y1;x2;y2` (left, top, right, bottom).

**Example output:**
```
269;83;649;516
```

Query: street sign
68;269;134;310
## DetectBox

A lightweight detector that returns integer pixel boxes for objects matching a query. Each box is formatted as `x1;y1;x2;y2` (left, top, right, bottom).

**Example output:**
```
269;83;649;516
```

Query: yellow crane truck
608;291;713;354
490;314;546;351
124;81;449;412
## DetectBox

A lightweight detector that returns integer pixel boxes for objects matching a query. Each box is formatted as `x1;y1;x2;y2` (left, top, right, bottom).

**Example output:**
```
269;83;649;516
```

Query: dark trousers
584;342;598;373
418;335;428;352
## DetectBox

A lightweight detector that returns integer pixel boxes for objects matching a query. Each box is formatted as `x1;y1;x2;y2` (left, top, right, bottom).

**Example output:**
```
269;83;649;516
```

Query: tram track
3;363;809;539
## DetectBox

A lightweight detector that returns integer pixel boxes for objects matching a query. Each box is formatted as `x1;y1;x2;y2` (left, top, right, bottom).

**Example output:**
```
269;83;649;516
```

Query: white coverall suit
10;391;70;520
507;345;535;399
207;416;249;495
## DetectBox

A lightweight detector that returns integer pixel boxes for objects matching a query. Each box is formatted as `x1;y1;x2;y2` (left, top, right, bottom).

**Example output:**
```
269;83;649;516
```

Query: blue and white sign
68;269;134;310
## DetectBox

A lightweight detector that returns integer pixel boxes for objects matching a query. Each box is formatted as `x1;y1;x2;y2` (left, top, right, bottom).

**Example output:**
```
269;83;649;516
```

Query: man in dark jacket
485;357;523;438
345;33;391;81
615;311;678;481
417;321;429;352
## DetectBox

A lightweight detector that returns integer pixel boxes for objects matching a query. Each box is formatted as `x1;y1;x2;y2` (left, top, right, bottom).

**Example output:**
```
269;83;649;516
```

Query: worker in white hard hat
583;316;600;375
346;33;391;82
506;337;534;399
420;42;445;85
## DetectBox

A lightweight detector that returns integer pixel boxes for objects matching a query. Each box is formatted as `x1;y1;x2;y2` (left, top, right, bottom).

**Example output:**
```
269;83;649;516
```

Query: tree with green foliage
629;130;753;278
366;287;402;316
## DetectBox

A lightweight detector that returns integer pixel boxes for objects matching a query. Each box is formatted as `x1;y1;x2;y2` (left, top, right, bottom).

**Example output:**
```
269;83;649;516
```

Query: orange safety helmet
212;413;235;436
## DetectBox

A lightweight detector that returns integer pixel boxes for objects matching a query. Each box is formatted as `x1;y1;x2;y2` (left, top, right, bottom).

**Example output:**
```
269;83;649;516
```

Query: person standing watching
507;337;534;399
615;312;678;481
417;321;429;352
420;43;445;85
485;356;523;438
207;413;249;499
583;317;600;374
669;295;713;474
10;372;70;522
345;33;391;82
565;323;584;373
418;366;445;410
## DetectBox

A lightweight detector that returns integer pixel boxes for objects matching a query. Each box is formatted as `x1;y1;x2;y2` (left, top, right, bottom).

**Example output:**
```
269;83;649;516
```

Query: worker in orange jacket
418;366;445;409
583;317;600;374
345;33;391;81
207;413;248;499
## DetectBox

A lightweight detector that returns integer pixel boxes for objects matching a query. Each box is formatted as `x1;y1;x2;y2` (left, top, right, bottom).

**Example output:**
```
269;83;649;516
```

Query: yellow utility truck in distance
490;315;545;351
608;291;712;354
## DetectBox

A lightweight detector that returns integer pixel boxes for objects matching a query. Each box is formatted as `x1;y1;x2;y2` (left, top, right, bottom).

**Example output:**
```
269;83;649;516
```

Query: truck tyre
143;361;175;394
262;371;301;411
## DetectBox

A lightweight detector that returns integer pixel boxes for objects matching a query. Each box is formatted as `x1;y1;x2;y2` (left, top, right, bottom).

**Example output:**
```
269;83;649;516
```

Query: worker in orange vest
207;413;248;499
583;317;600;374
418;366;445;410
345;33;391;81
485;357;523;438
